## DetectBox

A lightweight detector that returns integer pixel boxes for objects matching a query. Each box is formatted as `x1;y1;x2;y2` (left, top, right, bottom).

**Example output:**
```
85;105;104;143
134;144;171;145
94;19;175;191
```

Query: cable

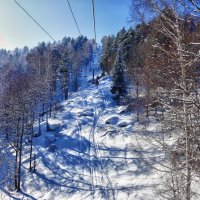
189;0;200;11
66;0;81;36
13;0;56;42
92;0;97;45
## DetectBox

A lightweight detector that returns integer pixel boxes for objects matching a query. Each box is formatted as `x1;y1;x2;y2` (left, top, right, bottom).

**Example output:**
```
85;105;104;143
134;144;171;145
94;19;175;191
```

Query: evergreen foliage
111;48;127;100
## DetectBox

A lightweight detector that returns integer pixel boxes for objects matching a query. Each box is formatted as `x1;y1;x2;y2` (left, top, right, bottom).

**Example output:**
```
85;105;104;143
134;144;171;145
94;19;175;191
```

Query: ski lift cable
66;0;82;36
92;0;97;45
13;0;56;42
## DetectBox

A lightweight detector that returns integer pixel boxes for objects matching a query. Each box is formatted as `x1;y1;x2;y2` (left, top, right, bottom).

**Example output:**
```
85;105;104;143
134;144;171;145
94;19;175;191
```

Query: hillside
0;54;158;200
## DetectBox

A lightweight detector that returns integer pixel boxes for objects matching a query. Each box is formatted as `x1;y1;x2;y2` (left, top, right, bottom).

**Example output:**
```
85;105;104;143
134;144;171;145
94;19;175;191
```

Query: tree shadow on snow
29;133;156;199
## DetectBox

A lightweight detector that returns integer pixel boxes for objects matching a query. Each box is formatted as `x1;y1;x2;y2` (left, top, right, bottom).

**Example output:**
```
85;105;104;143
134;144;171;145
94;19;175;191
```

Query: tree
130;1;200;199
100;35;115;74
60;50;70;100
111;48;127;102
0;34;94;194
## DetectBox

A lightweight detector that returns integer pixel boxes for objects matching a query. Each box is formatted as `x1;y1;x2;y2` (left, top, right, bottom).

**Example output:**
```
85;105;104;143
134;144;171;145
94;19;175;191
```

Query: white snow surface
0;54;158;200
48;118;62;130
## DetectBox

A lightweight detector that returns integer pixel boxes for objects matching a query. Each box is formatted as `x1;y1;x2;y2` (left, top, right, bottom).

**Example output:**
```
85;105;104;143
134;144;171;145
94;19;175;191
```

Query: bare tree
130;1;200;199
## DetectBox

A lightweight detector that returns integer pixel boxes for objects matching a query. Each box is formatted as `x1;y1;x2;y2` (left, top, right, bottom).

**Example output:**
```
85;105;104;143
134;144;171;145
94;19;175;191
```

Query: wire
66;0;81;36
13;0;56;42
189;0;200;11
92;0;97;45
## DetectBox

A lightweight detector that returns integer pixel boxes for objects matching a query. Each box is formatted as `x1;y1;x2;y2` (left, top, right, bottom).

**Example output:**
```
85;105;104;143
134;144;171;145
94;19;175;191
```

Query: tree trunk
14;119;20;189
38;117;41;136
92;69;95;83
42;99;45;121
176;18;191;199
136;79;139;121
33;153;36;172
17;115;24;192
46;112;50;132
14;150;18;189
64;87;68;100
29;123;34;172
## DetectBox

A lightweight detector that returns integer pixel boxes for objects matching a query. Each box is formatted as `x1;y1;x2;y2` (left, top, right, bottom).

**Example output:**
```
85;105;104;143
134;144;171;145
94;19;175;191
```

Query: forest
100;1;200;199
0;36;93;192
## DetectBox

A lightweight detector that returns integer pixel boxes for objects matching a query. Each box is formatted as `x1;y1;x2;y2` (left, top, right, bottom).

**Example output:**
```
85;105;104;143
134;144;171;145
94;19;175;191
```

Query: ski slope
0;53;158;200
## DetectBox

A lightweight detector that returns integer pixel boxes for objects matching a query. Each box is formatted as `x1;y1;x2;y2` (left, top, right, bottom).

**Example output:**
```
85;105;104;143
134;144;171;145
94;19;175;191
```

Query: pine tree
60;50;70;100
111;48;127;101
100;35;115;74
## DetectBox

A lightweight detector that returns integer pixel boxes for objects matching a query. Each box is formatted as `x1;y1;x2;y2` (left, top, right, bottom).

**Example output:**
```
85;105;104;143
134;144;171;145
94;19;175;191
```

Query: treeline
0;36;93;191
101;0;200;199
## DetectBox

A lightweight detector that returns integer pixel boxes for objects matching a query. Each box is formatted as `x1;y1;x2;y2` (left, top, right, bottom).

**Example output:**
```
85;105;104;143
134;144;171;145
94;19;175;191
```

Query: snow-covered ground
0;54;159;200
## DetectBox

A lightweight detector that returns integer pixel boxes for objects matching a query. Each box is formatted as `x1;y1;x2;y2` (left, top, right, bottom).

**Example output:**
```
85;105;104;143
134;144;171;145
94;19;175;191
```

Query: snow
117;120;132;127
48;118;62;131
0;52;159;200
105;116;119;125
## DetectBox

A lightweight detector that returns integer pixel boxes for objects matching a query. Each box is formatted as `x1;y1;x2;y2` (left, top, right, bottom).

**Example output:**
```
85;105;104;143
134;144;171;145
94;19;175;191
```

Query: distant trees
100;35;115;74
100;26;147;107
60;50;70;100
100;27;135;104
58;36;93;93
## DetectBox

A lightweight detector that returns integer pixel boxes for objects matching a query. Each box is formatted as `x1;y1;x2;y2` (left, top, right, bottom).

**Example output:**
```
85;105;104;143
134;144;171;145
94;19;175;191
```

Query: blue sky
0;0;131;50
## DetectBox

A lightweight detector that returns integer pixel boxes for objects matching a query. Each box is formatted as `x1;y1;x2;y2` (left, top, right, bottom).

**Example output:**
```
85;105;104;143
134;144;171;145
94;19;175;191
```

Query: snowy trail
61;75;116;199
89;90;115;200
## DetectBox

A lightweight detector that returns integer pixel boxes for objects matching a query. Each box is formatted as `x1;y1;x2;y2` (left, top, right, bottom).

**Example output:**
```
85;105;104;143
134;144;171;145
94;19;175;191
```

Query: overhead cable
92;0;97;45
66;0;82;36
13;0;56;42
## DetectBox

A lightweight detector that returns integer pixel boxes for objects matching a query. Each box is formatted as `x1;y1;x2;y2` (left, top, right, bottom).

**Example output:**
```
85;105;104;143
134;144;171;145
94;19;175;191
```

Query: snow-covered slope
0;54;158;200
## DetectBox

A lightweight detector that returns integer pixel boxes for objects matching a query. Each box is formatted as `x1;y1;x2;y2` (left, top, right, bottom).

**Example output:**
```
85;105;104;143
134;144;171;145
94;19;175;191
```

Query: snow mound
77;118;91;125
78;110;94;117
105;116;119;124
116;106;127;114
72;108;94;117
48;118;62;130
117;120;132;127
107;130;120;137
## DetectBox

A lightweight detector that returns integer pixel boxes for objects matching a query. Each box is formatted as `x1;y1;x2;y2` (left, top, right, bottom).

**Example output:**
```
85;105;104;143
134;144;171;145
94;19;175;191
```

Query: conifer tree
60;50;70;100
111;48;127;101
100;35;115;74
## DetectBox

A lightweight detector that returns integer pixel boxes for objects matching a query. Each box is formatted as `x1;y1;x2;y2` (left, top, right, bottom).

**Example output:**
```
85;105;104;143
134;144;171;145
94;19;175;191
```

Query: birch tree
130;1;200;199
